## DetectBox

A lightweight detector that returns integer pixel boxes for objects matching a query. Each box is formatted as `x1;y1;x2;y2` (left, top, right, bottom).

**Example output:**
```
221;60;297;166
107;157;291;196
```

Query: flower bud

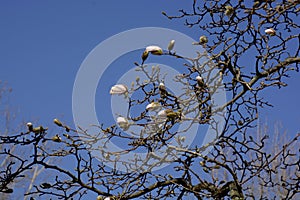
52;134;62;142
158;82;167;97
200;160;206;166
146;102;161;111
40;182;52;189
116;116;130;131
196;75;205;87
238;120;243;126
265;28;276;36
165;109;178;120
63;133;71;139
110;84;128;95
225;5;234;16
157;109;177;120
32;126;46;134
53;118;63;127
157;109;168;118
199;36;208;44
141;50;149;63
167;40;175;51
96;196;103;200
135;76;140;83
65;126;70;132
26;122;33;131
158;82;166;92
145;45;163;55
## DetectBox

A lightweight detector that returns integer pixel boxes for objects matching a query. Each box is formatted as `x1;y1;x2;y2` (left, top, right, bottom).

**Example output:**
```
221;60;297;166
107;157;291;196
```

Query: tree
245;121;299;199
0;82;58;200
0;0;299;199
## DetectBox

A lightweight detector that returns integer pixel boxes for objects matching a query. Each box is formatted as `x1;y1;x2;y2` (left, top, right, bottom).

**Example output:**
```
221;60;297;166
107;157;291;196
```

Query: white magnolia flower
196;75;205;87
26;122;33;128
142;45;163;63
196;75;203;82
146;102;161;111
159;82;166;91
26;122;33;132
167;40;175;51
145;45;163;55
265;28;276;36
109;84;128;95
117;116;130;131
157;109;168;118
158;82;167;97
157;109;178;121
157;109;173;117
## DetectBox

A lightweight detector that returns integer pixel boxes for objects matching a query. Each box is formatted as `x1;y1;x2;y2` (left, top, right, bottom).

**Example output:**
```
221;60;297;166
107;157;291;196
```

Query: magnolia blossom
265;28;276;36
146;102;161;111
158;82;167;97
145;45;163;55
157;109;168;118
196;75;203;82
196;75;205;87
109;84;128;95
167;40;175;51
26;122;33;128
157;109;174;118
158;82;166;91
141;45;163;63
26;122;33;131
117;116;130;131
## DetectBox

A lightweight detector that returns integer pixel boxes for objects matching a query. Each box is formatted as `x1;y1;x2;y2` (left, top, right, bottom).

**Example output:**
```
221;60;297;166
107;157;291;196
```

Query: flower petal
167;40;175;51
146;45;163;55
110;84;128;95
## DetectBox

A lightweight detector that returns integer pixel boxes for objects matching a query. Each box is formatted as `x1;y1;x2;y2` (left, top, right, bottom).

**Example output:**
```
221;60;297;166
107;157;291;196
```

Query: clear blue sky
0;1;299;137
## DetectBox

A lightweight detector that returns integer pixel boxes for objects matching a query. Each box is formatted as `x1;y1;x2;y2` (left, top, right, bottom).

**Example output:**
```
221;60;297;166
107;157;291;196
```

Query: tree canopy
0;0;300;199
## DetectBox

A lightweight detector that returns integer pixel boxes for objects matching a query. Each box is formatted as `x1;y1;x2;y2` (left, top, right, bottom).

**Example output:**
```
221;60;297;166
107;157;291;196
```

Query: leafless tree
0;0;299;199
0;82;62;200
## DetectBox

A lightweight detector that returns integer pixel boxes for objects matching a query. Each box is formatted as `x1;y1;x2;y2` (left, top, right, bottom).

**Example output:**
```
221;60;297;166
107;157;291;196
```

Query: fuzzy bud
265;28;276;36
117;117;130;131
53;118;63;127
199;36;208;44
167;40;175;51
52;134;62;142
145;45;163;55
146;102;161;111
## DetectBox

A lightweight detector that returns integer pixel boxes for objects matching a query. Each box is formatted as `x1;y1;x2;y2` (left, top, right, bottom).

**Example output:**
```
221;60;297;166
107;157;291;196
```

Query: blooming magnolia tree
1;0;300;199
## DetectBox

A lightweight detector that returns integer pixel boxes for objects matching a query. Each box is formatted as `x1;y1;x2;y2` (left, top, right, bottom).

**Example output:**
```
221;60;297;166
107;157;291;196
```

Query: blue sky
0;1;299;199
0;1;299;140
0;1;189;125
